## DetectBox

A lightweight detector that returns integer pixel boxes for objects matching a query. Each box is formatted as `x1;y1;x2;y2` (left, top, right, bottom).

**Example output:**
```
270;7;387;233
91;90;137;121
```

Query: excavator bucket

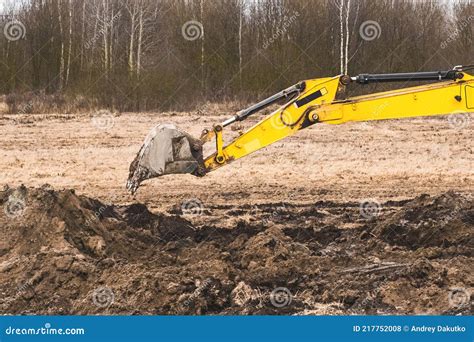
126;124;205;194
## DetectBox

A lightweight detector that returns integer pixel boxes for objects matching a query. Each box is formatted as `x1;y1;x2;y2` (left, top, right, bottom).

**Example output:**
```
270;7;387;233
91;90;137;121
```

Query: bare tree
201;0;205;94
338;0;344;74
238;0;243;90
57;0;65;90
126;0;138;77
65;0;72;87
344;0;351;75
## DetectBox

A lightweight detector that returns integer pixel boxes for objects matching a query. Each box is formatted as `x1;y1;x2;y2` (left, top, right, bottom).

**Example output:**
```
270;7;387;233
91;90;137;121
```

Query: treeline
0;0;473;112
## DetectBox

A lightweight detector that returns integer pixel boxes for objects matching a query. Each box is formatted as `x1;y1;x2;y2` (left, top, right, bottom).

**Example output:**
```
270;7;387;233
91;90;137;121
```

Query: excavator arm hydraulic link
203;68;473;172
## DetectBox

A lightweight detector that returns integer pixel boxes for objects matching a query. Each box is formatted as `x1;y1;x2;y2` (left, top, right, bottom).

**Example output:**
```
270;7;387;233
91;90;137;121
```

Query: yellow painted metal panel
465;84;474;109
203;72;474;172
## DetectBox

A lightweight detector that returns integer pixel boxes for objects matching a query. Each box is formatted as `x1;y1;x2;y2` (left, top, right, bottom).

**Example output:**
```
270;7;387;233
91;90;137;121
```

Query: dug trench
0;185;472;315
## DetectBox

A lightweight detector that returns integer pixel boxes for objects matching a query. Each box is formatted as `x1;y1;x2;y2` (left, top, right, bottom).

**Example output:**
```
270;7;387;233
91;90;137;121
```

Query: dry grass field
0;108;472;314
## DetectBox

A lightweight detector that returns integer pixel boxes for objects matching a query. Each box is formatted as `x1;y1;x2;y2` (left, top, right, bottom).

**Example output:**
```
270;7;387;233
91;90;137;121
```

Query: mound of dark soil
0;185;472;315
0;185;194;259
374;191;473;250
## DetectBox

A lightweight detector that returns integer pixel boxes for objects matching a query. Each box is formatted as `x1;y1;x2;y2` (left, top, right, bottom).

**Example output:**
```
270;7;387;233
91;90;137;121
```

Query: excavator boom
127;65;474;194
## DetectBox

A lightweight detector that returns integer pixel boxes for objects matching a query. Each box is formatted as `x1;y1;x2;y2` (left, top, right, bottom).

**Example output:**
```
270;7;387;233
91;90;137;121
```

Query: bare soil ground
0;107;472;315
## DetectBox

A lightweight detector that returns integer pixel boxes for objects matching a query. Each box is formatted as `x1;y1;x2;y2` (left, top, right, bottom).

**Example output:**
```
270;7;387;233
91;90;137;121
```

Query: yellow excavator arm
127;65;474;194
